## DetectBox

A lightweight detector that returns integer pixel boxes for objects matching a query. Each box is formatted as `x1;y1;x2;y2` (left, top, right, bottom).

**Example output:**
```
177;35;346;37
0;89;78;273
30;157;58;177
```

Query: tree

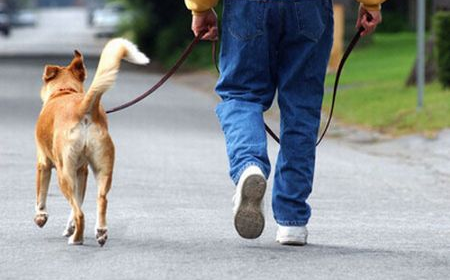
114;0;192;63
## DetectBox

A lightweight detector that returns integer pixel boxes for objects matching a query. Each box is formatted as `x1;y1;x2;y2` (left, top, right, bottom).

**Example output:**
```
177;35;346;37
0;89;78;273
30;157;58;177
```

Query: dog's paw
96;228;108;247
62;225;75;237
68;235;84;245
34;213;48;228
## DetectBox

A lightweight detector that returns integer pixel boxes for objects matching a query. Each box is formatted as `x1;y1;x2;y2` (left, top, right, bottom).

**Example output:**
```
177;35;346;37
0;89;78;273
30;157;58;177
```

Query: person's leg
215;0;278;185
273;0;334;235
215;0;280;238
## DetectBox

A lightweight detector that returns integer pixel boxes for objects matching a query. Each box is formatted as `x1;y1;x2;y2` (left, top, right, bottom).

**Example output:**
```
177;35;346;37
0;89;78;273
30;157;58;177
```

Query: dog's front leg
34;158;52;228
62;165;88;237
62;210;75;237
57;166;85;245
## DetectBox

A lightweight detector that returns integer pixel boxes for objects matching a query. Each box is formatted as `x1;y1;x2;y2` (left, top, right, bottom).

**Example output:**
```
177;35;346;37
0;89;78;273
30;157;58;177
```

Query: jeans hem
232;162;267;185
276;220;309;227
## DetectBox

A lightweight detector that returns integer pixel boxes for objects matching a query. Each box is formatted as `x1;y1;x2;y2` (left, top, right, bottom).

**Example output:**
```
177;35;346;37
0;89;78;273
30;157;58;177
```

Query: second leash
212;25;367;146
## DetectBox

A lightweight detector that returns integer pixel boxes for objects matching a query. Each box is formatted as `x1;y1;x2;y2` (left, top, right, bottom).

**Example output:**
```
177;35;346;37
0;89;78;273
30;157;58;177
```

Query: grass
323;32;450;136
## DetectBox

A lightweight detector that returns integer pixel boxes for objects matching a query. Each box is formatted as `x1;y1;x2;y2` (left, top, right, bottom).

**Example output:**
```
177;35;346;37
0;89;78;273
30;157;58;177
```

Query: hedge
433;12;450;88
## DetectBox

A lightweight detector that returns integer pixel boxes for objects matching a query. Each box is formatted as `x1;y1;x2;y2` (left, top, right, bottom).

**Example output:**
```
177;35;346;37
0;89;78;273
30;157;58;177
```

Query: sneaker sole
277;239;307;246
234;174;266;239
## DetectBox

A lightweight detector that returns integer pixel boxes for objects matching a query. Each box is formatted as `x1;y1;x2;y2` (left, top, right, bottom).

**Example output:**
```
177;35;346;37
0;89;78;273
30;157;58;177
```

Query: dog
34;38;149;246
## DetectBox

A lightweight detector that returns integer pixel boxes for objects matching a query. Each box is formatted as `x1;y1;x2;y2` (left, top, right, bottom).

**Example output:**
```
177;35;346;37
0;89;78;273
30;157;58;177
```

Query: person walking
185;0;385;245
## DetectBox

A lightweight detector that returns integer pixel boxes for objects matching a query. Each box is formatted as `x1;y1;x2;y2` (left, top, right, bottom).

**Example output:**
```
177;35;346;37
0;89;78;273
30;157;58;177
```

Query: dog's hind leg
94;171;112;247
57;164;85;245
34;152;52;228
90;143;114;247
62;165;88;237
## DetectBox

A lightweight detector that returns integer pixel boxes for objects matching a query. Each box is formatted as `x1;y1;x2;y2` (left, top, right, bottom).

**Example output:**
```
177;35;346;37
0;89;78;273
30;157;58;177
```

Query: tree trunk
406;37;438;86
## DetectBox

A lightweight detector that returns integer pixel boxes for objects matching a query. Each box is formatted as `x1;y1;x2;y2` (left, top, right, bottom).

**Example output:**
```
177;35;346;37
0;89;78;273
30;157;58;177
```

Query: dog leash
105;33;205;114
107;20;370;146
315;21;369;146
260;20;371;146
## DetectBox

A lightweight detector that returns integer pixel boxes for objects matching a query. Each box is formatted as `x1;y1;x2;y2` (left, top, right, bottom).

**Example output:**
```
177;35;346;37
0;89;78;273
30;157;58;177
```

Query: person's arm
355;0;388;36
185;0;219;40
185;0;219;15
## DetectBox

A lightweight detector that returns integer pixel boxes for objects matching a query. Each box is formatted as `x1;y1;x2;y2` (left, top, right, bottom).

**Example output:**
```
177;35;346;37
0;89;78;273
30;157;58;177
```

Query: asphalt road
1;55;450;279
2;6;450;280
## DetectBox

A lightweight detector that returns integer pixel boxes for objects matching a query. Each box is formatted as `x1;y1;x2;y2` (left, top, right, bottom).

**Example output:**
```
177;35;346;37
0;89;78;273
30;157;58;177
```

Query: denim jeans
215;0;334;226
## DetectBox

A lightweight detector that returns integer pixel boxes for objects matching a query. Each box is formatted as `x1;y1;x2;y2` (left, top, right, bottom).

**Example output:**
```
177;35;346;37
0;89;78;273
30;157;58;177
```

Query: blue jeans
215;0;334;226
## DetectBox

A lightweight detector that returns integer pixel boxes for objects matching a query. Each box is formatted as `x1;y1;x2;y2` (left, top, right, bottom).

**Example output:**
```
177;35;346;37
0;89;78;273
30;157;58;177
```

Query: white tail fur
80;38;150;115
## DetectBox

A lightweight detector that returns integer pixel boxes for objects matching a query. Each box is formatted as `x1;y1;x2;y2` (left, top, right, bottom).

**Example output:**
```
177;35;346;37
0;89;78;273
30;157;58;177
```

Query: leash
105;32;205;114
107;21;370;146
212;23;368;146
315;23;368;146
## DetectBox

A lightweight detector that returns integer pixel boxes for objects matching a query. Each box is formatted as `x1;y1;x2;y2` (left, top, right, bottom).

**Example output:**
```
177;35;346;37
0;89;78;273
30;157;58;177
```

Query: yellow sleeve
356;0;388;11
185;0;219;15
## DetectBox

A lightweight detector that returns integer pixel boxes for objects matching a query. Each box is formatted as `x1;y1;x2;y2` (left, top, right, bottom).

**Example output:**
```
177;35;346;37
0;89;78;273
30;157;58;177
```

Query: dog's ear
74;50;82;58
42;65;60;82
69;50;86;82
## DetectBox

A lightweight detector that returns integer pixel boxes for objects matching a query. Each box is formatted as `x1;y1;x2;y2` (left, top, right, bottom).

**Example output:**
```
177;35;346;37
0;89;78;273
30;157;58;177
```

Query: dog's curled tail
80;38;150;115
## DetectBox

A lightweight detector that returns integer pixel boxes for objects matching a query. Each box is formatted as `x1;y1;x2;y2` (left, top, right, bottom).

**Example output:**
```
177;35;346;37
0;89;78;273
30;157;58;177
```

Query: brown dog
34;38;149;246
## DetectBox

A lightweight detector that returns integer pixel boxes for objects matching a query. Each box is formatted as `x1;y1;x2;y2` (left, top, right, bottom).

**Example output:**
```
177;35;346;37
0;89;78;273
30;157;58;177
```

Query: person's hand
356;5;382;37
191;9;218;41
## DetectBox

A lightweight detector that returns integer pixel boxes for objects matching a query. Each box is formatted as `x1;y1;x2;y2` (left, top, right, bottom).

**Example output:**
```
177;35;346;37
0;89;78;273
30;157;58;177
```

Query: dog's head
40;50;87;103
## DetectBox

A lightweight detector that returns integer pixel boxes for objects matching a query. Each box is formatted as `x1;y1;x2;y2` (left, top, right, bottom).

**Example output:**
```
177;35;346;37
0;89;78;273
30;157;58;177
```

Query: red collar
57;88;78;93
48;88;79;100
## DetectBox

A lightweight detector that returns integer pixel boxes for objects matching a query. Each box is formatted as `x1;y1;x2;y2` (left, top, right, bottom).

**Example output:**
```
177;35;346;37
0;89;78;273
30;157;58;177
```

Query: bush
433;12;450;88
377;11;410;33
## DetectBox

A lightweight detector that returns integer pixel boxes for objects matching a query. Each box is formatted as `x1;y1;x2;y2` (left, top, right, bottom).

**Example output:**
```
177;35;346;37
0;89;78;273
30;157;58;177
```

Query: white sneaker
233;165;267;239
276;225;308;246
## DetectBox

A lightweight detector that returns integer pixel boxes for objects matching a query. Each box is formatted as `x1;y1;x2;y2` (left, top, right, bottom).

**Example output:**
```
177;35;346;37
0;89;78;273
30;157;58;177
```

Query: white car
92;3;128;37
11;10;38;27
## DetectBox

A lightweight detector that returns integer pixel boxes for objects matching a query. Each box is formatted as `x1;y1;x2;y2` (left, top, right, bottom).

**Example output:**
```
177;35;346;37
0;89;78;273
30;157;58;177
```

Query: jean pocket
223;0;266;41
295;0;327;42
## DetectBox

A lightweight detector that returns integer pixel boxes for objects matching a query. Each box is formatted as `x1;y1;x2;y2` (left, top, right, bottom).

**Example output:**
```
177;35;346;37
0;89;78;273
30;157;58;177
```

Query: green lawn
324;32;450;136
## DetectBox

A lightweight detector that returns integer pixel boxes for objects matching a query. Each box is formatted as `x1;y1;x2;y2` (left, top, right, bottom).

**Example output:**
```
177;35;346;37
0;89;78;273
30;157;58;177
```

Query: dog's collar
48;88;79;99
57;88;78;94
